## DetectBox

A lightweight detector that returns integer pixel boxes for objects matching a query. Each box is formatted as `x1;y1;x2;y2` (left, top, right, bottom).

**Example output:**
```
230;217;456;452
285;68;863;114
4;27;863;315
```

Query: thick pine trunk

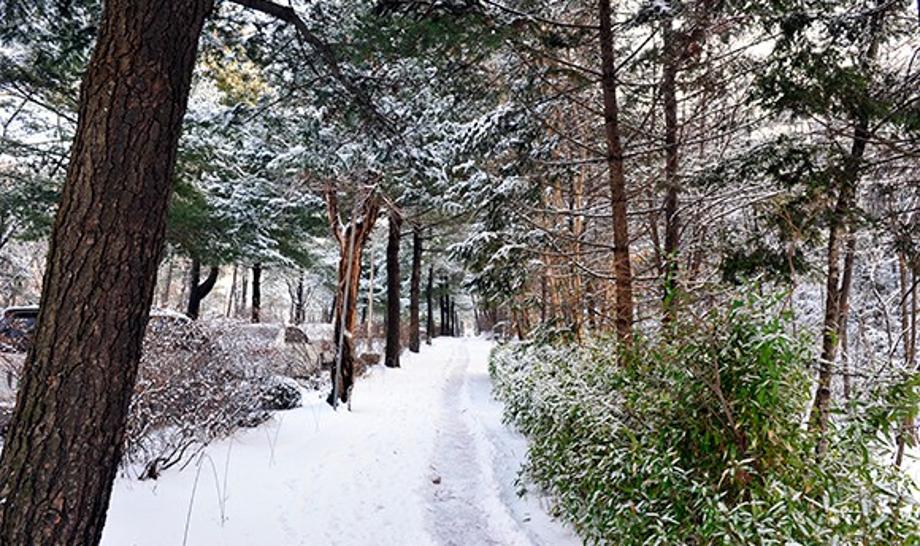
408;225;422;352
186;259;219;319
385;210;402;368
251;262;262;323
426;264;434;344
0;1;211;543
597;0;634;344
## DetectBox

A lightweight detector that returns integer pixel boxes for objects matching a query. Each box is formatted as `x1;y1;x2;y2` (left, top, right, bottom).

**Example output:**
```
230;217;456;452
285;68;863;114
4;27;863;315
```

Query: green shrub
491;299;919;545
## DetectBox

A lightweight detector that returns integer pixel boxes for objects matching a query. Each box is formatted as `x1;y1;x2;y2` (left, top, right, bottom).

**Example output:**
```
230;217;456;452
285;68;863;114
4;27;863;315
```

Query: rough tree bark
0;1;212;543
597;0;634;344
408;224;422;352
186;259;219;319
251;262;262;323
385;209;403;368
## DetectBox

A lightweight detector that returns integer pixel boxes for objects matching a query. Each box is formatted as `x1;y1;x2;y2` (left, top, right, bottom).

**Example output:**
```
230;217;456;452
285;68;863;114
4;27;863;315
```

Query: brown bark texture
597;0;634;344
0;1;212;543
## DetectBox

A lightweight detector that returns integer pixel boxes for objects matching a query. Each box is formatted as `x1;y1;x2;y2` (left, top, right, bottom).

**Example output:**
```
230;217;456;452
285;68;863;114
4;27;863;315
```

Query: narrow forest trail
101;337;578;546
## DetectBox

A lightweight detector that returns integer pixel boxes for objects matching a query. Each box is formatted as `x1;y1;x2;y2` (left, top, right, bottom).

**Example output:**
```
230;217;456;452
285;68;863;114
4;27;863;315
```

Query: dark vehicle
0;307;190;354
0;306;39;353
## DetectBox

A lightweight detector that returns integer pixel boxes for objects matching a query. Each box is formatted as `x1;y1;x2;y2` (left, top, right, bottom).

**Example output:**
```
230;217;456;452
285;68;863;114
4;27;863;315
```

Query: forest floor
101;337;579;546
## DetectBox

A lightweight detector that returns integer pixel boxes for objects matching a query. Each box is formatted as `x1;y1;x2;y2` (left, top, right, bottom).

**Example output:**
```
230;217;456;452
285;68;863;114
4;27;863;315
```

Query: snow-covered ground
101;337;579;546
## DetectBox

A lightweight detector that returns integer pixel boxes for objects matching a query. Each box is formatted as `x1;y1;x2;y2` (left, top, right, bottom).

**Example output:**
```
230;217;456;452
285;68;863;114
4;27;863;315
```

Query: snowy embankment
101;337;578;546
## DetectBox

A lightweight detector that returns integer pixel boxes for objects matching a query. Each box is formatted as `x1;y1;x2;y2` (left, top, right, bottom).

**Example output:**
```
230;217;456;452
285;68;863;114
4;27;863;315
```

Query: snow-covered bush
491;299;919;545
124;320;303;480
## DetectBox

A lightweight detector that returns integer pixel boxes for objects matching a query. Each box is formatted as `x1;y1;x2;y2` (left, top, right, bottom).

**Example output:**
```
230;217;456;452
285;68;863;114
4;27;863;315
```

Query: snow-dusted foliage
123;319;311;480
491;297;919;544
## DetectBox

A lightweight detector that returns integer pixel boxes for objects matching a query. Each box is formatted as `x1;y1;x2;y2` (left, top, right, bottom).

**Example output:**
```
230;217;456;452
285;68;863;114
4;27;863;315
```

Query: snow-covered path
101;337;579;546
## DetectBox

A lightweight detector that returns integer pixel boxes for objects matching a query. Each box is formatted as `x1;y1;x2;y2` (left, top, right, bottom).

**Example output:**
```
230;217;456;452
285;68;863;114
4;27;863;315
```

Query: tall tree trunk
186;260;219;320
409;225;422;352
895;254;918;466
808;0;885;458
597;0;634;344
808;122;869;455
450;300;457;337
0;1;211;543
251;262;262;323
426;264;434;344
661;15;681;325
385;210;402;368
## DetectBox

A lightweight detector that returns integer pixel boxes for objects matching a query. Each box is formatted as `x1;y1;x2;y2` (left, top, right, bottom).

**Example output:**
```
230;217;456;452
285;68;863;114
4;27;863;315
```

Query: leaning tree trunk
408;225;422;352
385;209;403;368
186;259;219;319
326;187;380;405
426;264;434;344
0;1;211;543
251;262;262;323
597;0;634;344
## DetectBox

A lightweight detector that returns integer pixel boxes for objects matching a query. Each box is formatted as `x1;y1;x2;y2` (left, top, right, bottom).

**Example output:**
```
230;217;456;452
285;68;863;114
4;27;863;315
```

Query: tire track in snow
426;342;533;546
